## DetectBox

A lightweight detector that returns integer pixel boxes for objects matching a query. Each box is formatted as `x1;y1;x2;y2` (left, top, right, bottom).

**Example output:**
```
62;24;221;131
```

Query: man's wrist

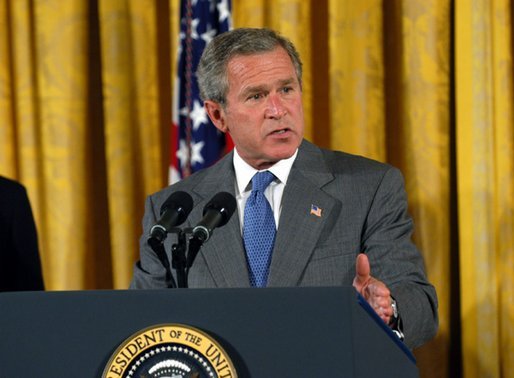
389;297;405;341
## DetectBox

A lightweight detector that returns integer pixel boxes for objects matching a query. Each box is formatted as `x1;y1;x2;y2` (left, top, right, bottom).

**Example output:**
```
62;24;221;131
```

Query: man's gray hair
197;28;303;104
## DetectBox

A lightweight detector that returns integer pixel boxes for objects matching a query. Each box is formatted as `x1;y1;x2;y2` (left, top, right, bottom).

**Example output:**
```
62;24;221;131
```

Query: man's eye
248;93;263;101
281;87;293;93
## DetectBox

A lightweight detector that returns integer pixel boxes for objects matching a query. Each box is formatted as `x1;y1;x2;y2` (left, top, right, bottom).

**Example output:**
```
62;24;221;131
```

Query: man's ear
204;100;228;133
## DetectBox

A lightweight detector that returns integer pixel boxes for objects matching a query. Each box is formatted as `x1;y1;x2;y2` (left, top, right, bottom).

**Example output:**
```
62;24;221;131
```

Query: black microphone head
203;191;237;227
160;190;194;225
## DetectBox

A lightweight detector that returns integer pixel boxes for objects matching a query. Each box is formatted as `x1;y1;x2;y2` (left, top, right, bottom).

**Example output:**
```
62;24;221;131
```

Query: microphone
192;192;237;243
186;192;236;270
149;191;194;244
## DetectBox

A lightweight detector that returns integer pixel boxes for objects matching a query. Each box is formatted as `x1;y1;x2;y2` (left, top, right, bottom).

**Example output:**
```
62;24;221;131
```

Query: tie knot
252;171;275;193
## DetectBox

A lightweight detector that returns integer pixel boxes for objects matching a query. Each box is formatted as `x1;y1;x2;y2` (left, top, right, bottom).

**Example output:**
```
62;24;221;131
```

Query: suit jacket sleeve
361;166;438;349
130;194;172;289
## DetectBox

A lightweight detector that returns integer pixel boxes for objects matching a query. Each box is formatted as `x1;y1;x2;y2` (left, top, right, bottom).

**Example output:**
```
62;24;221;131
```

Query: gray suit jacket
131;140;438;349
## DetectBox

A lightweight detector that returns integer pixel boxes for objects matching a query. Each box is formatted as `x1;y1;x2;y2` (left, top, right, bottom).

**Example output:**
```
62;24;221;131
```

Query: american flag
310;204;322;217
169;0;233;184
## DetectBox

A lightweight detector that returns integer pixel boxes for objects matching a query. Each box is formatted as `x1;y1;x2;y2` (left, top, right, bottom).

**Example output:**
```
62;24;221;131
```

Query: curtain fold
1;0;514;376
386;2;452;376
329;0;386;161
98;0;166;288
456;0;514;376
1;0;94;289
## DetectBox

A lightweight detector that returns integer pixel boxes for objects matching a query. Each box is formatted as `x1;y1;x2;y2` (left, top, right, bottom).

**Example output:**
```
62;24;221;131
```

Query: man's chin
267;149;298;164
252;152;296;170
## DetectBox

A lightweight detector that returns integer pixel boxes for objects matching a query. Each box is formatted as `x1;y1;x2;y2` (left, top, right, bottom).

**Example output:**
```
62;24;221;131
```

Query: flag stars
217;0;230;23
201;25;217;44
176;140;190;169
191;18;200;40
179;17;199;40
176;139;206;169
191;140;205;165
172;0;232;180
190;100;208;130
179;100;208;131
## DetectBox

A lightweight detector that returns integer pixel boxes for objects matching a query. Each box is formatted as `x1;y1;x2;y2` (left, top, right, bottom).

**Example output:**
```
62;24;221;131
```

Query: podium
0;287;417;377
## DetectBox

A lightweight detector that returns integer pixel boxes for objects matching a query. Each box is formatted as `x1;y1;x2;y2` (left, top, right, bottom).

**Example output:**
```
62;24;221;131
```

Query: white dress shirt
233;148;298;233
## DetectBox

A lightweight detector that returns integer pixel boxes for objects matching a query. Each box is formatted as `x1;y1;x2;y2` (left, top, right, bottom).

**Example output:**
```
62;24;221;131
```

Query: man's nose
264;94;287;119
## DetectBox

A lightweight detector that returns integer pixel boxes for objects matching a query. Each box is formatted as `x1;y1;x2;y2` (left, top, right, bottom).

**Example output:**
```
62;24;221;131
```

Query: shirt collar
233;148;298;195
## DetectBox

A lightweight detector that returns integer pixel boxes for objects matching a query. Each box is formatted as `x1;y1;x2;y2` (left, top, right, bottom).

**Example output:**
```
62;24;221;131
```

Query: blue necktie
244;171;276;287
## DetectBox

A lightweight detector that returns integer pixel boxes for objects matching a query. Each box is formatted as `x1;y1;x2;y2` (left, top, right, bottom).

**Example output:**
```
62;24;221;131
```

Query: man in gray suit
131;28;438;350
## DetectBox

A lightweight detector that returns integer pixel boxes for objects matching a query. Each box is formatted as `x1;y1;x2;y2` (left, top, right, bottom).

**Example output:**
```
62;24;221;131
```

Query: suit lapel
268;140;337;286
189;140;338;288
190;154;251;287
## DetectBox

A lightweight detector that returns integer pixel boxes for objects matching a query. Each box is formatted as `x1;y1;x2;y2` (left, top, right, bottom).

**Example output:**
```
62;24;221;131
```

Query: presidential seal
103;324;237;378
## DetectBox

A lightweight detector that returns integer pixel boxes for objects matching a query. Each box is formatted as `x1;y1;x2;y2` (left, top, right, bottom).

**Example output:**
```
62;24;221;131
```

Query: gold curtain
456;0;514;377
0;0;170;289
1;0;514;377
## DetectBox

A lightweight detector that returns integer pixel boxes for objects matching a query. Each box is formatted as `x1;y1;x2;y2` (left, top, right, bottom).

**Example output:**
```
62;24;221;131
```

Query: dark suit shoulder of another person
0;176;45;291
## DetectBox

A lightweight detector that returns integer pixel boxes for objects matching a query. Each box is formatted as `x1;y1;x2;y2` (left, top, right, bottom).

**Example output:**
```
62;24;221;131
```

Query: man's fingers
363;280;393;323
353;253;394;324
370;298;393;323
368;281;391;298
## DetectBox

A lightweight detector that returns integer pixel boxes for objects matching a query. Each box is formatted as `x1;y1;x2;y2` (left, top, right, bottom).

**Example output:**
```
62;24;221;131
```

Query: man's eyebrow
240;84;268;99
278;78;296;86
239;78;297;99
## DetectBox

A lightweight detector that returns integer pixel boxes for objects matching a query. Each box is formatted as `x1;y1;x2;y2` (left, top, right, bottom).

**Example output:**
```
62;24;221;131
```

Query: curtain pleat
456;0;514;376
1;0;94;289
98;0;165;289
329;0;386;161
390;2;452;376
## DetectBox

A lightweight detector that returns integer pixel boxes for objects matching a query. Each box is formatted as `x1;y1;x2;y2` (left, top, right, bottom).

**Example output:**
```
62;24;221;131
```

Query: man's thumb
354;253;371;286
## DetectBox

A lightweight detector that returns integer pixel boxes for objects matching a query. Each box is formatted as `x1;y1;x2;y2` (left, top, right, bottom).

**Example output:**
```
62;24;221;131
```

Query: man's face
205;47;305;170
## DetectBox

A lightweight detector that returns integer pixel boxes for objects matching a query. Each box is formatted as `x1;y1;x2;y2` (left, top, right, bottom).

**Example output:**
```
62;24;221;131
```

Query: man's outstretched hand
352;253;394;325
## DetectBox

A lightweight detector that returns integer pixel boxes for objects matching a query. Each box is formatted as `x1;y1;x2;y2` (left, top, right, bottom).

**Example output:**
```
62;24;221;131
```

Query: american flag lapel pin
310;204;322;217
